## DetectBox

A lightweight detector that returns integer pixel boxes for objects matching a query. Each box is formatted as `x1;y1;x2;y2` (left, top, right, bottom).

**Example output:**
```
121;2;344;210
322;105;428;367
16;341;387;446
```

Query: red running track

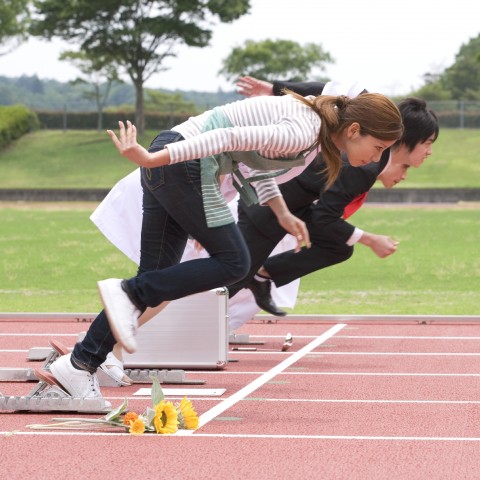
1;316;480;479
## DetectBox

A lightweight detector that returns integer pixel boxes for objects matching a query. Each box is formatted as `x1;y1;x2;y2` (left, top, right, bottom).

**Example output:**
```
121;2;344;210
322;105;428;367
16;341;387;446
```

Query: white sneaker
98;278;140;354
50;353;111;408
99;352;133;386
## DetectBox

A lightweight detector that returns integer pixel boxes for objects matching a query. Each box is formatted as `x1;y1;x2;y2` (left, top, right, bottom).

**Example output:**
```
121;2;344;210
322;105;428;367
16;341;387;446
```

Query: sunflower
177;397;199;430
153;400;179;434
129;418;146;436
123;411;139;426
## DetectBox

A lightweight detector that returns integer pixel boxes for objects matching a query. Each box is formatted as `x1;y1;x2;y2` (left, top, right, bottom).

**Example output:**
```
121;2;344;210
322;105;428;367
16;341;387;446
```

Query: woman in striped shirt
48;92;403;401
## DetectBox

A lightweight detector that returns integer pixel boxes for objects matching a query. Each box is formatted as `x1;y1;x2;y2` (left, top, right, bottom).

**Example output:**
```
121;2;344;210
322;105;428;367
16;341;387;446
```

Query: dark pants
227;205;353;297
73;130;250;372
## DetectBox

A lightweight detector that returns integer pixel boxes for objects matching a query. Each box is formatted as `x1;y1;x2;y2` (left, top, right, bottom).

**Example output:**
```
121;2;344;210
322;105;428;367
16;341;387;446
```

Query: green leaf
144;406;156;429
103;398;128;422
150;375;164;406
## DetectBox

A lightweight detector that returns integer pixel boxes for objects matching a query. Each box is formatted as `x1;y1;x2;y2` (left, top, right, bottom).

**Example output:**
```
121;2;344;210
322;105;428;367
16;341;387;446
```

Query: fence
28;100;480;130
427;100;480;128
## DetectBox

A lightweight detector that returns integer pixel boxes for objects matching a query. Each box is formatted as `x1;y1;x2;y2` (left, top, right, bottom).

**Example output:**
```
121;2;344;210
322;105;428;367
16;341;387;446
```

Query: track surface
2;316;480;479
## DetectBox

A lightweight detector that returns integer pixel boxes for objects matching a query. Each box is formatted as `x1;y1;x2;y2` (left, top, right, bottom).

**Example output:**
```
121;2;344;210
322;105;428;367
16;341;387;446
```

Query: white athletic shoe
99;352;133;386
97;278;140;354
50;353;111;408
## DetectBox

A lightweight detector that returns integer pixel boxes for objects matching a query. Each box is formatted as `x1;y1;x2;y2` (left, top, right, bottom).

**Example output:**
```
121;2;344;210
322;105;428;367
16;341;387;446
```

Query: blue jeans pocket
141;166;165;191
141;130;184;191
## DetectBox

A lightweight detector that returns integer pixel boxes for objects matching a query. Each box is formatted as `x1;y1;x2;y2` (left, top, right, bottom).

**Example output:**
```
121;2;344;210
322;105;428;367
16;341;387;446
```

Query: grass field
0;203;478;314
0;128;479;315
0;128;479;188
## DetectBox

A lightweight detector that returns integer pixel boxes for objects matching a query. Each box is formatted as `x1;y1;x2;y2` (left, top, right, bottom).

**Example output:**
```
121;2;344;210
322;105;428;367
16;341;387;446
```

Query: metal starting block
99;368;205;386
0;339;205;386
0;366;205;386
229;333;264;345
27;347;54;361
0;372;110;413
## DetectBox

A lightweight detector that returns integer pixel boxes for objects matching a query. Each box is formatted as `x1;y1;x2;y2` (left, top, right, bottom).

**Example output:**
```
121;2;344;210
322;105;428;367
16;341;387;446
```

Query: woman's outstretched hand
107;121;155;167
236;76;274;97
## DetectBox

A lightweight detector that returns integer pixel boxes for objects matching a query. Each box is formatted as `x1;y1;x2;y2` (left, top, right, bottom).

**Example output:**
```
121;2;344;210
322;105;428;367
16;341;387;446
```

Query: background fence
31;100;480;131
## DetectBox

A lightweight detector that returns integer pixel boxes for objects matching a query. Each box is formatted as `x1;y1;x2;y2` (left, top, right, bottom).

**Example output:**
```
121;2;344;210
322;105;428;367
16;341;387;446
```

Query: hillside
0;75;242;111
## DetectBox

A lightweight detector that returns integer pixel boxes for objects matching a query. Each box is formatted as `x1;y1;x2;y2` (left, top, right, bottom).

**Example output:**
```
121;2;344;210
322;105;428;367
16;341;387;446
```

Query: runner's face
342;126;395;166
395;135;435;168
378;161;409;189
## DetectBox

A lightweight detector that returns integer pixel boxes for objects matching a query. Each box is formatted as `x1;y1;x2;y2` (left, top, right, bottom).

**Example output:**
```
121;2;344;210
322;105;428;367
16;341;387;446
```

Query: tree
0;0;30;56
410;70;452;101
441;34;480;100
60;51;120;131
30;0;251;133
219;39;334;83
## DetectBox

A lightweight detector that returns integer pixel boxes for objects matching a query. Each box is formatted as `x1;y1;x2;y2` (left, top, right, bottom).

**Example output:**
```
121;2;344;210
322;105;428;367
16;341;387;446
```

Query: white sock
254;273;269;282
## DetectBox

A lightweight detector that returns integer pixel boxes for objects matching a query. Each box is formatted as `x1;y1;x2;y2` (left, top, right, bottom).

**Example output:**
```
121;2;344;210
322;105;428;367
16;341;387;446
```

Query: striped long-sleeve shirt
168;94;321;205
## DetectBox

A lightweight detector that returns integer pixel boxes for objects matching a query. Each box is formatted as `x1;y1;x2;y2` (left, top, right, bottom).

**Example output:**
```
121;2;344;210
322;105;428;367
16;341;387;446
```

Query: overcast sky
0;0;478;96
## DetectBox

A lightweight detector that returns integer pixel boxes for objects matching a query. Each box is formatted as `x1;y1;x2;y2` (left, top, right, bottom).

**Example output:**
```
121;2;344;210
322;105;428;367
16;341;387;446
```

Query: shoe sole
98;280;137;354
35;368;69;392
99;363;133;386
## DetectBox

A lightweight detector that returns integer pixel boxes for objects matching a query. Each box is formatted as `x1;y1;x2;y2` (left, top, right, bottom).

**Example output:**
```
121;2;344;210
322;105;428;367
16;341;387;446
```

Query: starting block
0;339;207;412
0;370;111;413
0;338;205;386
229;333;264;346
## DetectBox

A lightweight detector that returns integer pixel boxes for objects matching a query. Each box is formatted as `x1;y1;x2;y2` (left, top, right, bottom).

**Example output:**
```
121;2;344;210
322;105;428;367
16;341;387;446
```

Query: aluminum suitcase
123;287;229;370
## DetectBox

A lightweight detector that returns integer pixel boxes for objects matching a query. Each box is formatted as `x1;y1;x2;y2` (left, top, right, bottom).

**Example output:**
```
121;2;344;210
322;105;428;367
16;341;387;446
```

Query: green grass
396;129;480;188
0;205;478;314
0;129;156;188
0;127;479;315
295;206;480;315
0;128;480;188
0;206;135;312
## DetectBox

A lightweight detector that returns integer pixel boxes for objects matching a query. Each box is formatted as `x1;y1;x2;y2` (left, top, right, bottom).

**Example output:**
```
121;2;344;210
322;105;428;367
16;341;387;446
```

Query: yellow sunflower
153;400;179;434
129;418;146;436
177;397;199;430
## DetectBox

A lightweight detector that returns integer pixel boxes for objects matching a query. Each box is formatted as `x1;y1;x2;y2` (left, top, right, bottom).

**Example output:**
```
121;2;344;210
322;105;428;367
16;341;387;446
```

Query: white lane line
336;335;480;339
177;324;346;434
188;370;480;376
4;431;480;441
5;350;480;355
263;372;480;377
0;349;31;353
237;335;480;340
175;433;480;441
0;333;77;337
113;397;480;405
240;398;480;404
308;352;480;356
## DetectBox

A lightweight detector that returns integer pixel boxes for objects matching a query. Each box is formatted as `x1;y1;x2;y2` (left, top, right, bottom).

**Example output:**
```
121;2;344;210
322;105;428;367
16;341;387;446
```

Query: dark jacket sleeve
272;80;326;97
309;163;379;244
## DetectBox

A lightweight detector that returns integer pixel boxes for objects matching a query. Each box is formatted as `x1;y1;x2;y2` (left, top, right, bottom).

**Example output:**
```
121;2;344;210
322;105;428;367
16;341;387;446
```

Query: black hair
395;98;439;152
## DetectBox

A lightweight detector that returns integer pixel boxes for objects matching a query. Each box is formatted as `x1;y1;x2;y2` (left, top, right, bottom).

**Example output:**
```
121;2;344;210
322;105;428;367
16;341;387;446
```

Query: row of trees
0;1;333;134
415;35;480;101
1;1;480;132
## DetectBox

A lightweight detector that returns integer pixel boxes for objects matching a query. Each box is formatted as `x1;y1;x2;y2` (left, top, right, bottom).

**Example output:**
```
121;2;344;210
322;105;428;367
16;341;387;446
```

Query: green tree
411;72;452;101
60;51;120;131
219;39;334;82
30;0;251;134
0;0;30;56
442;34;480;100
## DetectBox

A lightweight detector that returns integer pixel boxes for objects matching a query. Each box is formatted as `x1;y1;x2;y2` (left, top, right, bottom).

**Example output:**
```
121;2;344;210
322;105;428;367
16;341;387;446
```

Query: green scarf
200;107;311;228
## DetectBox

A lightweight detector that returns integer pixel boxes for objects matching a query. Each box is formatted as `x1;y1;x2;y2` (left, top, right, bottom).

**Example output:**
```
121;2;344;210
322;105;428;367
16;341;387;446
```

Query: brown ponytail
286;90;403;188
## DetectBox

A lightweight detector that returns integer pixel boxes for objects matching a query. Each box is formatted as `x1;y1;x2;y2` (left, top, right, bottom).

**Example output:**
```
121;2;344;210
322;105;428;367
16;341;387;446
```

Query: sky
0;0;478;96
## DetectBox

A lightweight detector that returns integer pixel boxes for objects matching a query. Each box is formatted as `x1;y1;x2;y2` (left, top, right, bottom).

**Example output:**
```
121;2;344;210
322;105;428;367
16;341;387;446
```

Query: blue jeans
72;130;250;372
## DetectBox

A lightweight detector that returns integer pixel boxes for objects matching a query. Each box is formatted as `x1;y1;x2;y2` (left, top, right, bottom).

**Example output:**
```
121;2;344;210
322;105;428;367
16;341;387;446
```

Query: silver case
123;288;228;370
